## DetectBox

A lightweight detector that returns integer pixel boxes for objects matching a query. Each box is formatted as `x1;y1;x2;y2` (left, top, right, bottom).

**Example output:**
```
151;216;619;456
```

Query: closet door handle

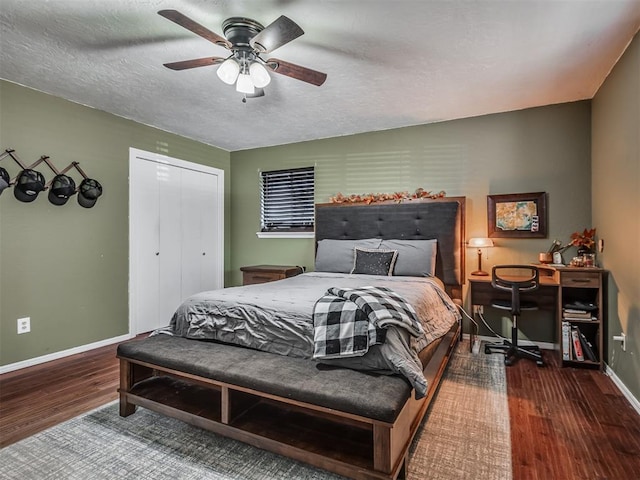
155;252;159;256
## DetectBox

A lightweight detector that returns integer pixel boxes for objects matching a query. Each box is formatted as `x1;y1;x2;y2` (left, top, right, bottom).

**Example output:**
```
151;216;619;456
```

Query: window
260;167;314;234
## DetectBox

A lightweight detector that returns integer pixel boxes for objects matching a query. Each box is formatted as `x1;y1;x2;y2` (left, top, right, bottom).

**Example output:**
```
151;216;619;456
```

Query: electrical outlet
473;305;484;314
17;317;31;334
613;332;626;352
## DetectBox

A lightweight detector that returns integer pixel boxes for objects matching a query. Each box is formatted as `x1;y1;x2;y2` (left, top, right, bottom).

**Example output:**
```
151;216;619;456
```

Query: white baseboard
0;333;134;375
605;364;640;415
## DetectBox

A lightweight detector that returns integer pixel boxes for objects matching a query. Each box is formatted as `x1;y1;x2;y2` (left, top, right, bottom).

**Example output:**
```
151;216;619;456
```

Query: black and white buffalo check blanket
312;286;424;359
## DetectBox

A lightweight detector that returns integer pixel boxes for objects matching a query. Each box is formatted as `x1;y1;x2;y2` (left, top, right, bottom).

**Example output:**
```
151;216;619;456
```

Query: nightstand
240;265;302;285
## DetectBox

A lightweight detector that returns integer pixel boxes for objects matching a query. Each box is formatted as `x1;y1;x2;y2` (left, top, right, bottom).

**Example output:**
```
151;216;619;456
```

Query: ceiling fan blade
265;58;327;86
163;56;226;71
250;16;304;53
158;10;232;50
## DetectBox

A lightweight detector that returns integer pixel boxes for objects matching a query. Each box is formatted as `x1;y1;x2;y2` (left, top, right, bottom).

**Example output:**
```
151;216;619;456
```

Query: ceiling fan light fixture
236;73;255;94
249;62;271;88
217;58;240;85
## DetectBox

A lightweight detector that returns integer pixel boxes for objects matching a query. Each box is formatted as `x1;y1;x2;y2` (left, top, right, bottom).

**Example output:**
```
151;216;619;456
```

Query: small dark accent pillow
351;248;398;276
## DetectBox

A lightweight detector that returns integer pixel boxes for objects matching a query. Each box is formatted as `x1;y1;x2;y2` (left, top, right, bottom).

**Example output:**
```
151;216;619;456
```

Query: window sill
256;231;315;239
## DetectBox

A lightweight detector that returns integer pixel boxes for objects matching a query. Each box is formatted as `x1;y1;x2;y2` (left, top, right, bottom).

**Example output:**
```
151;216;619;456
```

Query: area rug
0;342;511;480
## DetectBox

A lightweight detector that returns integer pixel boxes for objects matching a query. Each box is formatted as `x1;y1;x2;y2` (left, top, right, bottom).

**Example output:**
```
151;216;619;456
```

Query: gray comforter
156;272;460;397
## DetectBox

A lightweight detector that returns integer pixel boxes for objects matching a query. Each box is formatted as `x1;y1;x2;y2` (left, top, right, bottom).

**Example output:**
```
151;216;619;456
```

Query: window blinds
260;166;314;232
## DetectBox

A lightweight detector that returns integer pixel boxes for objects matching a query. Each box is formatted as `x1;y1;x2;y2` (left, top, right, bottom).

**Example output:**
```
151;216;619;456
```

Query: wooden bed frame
118;197;466;480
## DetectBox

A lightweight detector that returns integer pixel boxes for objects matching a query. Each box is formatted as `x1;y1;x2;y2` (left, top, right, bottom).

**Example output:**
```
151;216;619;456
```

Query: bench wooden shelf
118;324;459;480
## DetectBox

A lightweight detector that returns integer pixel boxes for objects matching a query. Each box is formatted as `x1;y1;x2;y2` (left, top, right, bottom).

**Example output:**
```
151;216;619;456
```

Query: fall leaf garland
330;188;446;204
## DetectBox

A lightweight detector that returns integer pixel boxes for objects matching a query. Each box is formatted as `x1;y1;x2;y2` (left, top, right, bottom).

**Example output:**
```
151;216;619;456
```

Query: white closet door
181;167;221;298
129;148;224;336
131;159;160;334
157;163;183;327
180;167;204;299
199;171;221;292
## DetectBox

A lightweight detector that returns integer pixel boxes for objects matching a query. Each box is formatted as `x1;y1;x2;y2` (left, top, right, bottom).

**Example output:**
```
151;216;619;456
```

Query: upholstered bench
117;325;458;480
117;334;411;423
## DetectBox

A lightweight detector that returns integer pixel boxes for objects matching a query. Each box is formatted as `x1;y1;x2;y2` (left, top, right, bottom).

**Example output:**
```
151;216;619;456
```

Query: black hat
77;178;103;208
48;174;77;206
0;167;9;196
14;169;46;203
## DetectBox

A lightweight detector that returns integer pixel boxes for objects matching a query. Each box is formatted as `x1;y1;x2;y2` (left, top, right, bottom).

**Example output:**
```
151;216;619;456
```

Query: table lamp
468;237;494;276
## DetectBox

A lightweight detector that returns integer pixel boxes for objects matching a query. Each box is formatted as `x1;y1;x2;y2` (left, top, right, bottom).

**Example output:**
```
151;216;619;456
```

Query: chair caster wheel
484;347;491;354
536;360;544;367
504;357;513;366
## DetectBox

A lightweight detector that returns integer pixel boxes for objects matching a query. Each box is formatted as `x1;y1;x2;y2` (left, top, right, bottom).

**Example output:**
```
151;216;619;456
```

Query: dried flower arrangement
329;188;446;204
570;228;596;250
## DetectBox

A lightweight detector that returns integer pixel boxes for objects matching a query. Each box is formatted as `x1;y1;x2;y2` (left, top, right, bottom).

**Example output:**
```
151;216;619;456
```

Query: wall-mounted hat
77;178;103;208
0;167;9;195
14;169;46;203
48;174;77;206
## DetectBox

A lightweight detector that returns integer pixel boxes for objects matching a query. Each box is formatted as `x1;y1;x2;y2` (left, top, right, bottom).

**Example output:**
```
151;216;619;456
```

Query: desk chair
484;265;544;366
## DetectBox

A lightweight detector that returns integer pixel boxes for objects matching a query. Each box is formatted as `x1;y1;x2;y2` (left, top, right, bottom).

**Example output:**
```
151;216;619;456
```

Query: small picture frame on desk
487;192;547;238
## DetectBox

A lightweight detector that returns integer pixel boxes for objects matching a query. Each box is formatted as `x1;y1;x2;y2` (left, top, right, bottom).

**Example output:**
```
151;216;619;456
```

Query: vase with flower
570;228;596;257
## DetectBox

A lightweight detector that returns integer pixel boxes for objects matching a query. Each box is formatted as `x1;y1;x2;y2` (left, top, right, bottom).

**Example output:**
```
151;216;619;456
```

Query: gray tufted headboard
315;197;466;300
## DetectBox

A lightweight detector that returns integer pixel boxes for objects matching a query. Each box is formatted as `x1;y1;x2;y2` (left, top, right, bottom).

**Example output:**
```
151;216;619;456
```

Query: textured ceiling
1;0;639;152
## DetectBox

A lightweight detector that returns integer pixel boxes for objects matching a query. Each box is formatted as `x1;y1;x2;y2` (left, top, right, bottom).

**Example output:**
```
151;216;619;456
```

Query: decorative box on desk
240;265;302;285
556;266;607;371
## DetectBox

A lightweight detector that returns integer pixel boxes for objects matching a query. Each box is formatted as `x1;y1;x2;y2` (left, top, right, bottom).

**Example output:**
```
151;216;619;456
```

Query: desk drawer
561;271;600;287
243;272;284;285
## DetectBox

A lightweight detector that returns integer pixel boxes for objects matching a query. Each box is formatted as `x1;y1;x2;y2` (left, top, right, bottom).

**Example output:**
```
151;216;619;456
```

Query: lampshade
236;73;255;94
249;62;271;88
468;237;494;248
217;58;240;85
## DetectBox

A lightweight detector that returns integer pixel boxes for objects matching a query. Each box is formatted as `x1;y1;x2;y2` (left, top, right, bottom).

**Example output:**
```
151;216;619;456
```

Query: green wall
0;81;231;366
230;101;593;343
592;32;640;401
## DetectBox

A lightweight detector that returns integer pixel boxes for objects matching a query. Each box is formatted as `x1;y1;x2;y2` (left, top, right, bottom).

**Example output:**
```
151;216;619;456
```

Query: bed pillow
350;248;398;276
380;239;437;277
315;238;382;273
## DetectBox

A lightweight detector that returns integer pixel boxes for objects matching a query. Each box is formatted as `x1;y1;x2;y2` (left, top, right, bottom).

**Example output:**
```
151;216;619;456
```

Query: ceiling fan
158;10;327;99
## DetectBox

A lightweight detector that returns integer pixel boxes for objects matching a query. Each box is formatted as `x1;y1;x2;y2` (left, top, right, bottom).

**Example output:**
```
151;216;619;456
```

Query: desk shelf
558;267;606;371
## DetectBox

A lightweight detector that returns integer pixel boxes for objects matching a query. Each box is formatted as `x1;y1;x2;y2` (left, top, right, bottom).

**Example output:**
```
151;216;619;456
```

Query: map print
495;201;539;232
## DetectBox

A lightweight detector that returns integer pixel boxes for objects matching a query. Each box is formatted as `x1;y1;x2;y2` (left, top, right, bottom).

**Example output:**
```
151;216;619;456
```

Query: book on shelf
563;315;597;321
562;321;571;360
571;327;585;361
563;308;592;316
563;308;596;321
577;327;598;362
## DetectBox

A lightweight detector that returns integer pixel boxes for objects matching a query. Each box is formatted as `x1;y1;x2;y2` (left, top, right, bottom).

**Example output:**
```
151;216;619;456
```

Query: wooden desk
469;266;606;370
469;274;559;312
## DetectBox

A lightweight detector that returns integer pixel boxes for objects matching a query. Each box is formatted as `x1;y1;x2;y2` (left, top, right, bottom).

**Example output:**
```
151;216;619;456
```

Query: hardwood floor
506;349;640;480
0;338;141;448
1;340;639;480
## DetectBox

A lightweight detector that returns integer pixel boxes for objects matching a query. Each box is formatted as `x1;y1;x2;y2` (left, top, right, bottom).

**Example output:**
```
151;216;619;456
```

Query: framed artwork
487;192;547;238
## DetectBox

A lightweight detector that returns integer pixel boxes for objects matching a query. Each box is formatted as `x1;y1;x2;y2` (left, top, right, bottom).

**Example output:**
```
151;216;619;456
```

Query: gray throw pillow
350;248;398;276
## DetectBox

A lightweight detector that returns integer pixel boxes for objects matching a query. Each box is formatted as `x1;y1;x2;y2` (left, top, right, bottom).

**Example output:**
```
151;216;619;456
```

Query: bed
117;196;466;480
